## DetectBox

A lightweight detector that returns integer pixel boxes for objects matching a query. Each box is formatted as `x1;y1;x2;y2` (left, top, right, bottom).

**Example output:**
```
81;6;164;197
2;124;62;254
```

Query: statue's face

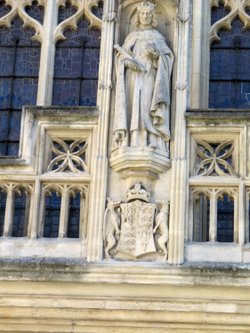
138;9;153;27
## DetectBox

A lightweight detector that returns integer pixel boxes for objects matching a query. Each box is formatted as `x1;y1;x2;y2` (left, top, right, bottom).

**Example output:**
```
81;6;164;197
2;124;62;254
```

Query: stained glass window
52;2;103;107
0;1;43;156
210;4;250;108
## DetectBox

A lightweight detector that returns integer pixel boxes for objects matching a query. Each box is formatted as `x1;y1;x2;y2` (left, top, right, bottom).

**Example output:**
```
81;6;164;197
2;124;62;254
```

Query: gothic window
0;1;43;156
42;185;87;239
193;193;210;242
191;189;236;243
67;192;81;238
52;1;103;107
43;192;61;238
210;3;250;108
217;194;234;242
12;189;30;237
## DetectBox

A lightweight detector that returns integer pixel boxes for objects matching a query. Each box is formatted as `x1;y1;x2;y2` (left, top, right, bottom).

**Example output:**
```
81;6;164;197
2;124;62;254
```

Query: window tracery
0;1;42;156
52;1;103;106
209;0;250;108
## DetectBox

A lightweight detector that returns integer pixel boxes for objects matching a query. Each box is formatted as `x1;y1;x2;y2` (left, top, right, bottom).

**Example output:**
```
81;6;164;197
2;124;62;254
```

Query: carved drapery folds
110;0;175;180
210;0;250;43
103;183;169;260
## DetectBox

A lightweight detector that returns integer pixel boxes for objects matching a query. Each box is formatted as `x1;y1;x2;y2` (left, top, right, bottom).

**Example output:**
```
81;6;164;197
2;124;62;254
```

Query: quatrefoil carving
195;140;236;177
48;138;89;173
210;0;250;43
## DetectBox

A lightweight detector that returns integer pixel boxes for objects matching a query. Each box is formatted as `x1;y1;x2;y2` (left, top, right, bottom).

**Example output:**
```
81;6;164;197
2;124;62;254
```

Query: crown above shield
126;183;150;203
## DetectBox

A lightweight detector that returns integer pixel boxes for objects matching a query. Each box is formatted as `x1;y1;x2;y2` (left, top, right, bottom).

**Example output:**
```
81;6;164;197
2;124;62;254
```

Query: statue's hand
124;58;146;72
147;47;159;60
114;130;126;146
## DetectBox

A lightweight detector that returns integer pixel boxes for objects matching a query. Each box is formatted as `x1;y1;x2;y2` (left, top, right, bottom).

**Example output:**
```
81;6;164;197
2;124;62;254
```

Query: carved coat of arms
117;200;156;257
103;183;169;260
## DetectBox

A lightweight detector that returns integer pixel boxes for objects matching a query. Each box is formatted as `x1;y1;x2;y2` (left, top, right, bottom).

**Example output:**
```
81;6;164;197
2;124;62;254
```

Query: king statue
113;1;174;151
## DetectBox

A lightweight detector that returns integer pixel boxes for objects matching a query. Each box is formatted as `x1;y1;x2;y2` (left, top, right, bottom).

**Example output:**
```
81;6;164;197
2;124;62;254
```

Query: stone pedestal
110;147;171;187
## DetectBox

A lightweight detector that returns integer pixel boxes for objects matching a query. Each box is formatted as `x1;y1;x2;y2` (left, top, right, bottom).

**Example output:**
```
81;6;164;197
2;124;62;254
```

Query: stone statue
103;198;121;258
113;1;174;150
154;201;169;260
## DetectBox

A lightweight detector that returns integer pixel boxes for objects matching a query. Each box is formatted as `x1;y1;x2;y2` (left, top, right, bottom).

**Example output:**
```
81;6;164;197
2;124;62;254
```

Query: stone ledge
0;258;250;286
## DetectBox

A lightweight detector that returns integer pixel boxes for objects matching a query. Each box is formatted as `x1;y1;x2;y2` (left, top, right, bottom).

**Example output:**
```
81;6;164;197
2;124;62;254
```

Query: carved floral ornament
0;0;102;44
47;138;89;173
210;0;250;43
195;140;236;177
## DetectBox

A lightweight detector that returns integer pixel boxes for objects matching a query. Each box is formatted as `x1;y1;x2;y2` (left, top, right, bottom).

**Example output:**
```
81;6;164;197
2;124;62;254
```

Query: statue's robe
114;28;174;147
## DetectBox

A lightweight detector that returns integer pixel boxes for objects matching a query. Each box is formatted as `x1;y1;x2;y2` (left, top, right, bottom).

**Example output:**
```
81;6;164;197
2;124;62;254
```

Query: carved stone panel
103;183;169;261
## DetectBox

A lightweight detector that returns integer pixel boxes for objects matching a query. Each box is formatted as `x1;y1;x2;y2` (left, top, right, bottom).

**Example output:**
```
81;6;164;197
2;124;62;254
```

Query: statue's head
136;1;157;28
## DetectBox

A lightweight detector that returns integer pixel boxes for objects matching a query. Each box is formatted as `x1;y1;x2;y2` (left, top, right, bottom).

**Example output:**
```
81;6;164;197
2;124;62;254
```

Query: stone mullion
168;0;190;264
3;185;14;237
191;0;210;108
87;0;115;261
38;188;46;238
238;183;245;245
59;186;69;238
209;190;217;242
246;191;250;243
36;0;58;105
79;192;86;239
28;180;41;239
188;191;194;242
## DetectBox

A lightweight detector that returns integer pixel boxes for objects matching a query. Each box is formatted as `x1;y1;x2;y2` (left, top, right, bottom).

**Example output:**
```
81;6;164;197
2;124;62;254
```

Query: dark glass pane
92;1;103;20
12;191;28;237
0;14;40;156
0;0;10;18
193;194;210;242
211;2;230;26
53;4;102;107
25;1;44;24
43;192;61;238
67;192;80;238
210;19;250;108
217;195;234;242
52;79;80;106
58;1;77;24
0;191;6;236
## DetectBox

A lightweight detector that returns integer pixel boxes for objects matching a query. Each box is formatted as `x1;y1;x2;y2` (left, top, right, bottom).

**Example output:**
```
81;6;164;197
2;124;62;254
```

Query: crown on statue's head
137;1;155;13
126;183;150;203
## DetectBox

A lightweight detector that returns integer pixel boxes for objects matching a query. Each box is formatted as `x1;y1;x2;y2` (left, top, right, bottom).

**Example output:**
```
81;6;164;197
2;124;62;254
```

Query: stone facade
0;0;250;331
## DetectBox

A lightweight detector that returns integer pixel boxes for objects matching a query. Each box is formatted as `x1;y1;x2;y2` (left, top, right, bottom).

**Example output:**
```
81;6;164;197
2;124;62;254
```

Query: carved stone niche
103;183;170;261
110;0;176;180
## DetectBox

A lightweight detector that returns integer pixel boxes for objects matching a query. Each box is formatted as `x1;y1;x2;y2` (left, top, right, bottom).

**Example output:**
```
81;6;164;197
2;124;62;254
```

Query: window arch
0;1;43;156
209;3;250;108
52;1;103;107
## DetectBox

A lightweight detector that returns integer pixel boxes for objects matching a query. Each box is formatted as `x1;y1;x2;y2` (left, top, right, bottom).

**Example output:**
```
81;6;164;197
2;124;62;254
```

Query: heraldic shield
116;200;156;258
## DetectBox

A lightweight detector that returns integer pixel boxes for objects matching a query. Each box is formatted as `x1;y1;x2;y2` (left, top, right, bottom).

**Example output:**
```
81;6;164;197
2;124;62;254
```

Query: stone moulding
110;147;171;180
